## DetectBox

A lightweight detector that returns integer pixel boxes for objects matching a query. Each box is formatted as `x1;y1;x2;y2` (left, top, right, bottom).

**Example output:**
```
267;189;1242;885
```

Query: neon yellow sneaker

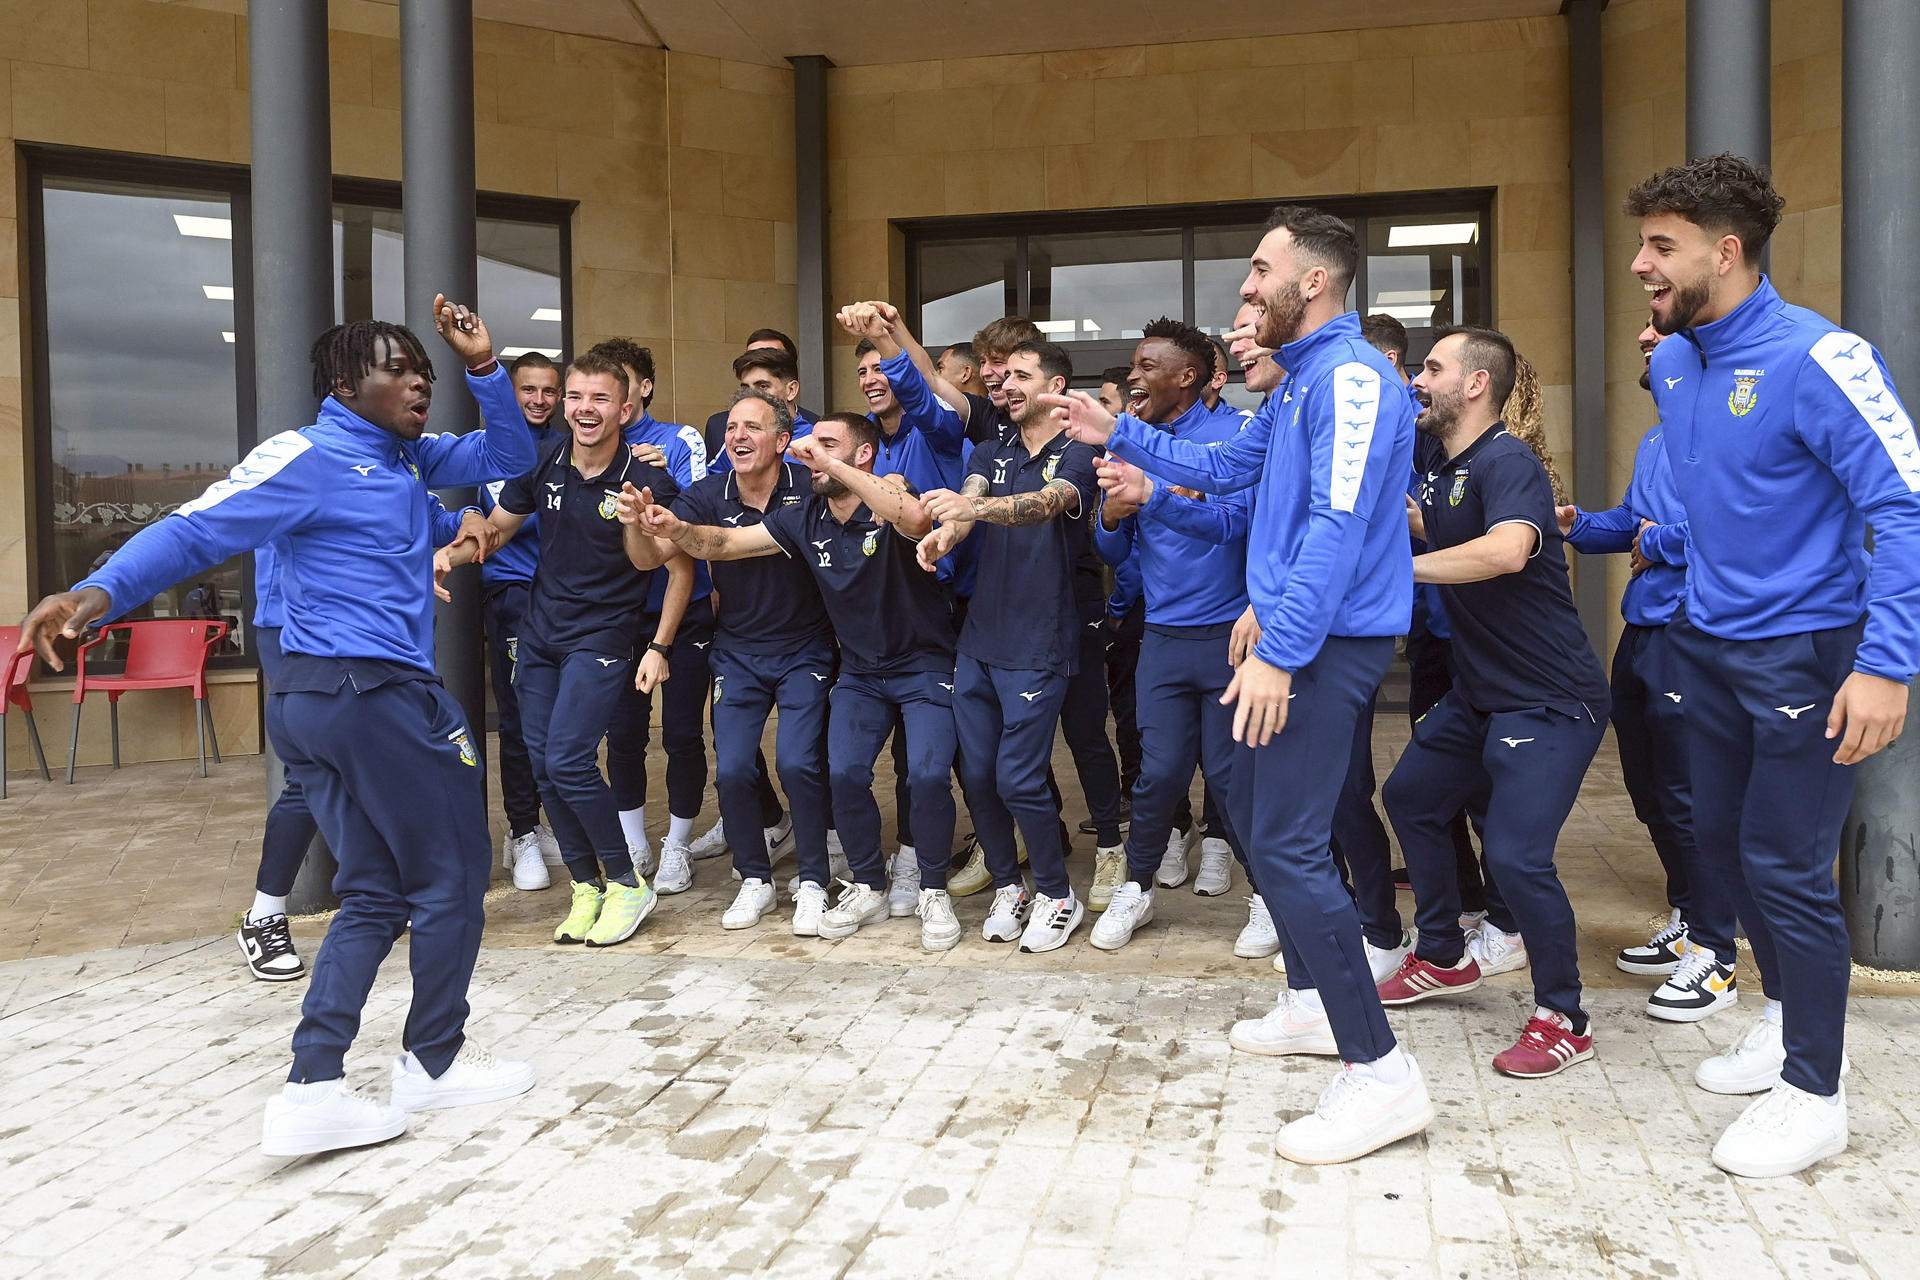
584;879;657;947
554;881;604;944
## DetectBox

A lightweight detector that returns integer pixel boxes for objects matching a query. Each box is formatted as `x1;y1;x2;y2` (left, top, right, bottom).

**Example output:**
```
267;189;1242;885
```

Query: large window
25;147;573;666
904;191;1493;403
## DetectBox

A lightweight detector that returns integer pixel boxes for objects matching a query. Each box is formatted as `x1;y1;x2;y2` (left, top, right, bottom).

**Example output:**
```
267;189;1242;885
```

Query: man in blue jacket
1558;319;1725;1022
18;298;539;1157
1627;154;1919;1178
1046;206;1429;1165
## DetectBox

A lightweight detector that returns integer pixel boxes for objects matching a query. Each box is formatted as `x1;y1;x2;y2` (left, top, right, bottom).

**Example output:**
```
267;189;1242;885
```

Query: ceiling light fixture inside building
174;214;233;239
501;346;563;359
530;307;562;322
1386;223;1477;248
203;284;235;301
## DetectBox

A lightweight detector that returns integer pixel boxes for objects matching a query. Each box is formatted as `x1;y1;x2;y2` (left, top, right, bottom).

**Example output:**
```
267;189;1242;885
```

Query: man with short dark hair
938;343;991;406
1382;326;1609;1087
1047;206;1429;1164
1625;153;1920;1177
1358;313;1409;377
703;328;819;463
1200;335;1231;411
919;340;1100;953
972;316;1045;418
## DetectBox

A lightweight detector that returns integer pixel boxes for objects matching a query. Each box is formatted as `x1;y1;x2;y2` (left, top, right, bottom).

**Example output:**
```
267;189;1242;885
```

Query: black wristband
647;640;673;660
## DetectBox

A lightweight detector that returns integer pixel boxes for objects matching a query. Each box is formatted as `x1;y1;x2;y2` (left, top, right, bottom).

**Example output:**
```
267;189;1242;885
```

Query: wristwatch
647;640;674;659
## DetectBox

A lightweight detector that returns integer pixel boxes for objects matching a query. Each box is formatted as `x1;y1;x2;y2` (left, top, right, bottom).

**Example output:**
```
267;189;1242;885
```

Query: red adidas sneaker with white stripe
1493;1009;1595;1078
1376;952;1483;1006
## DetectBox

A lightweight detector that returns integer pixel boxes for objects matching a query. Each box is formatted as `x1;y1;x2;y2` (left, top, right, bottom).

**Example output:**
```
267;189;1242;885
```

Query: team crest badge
1728;375;1761;417
404;459;421;480
1042;455;1058;482
712;677;723;706
506;637;518;665
448;728;478;767
598;490;619;519
862;529;880;557
1449;473;1467;506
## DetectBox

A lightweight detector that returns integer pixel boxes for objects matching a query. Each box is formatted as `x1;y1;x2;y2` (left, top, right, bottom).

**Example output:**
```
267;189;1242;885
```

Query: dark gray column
1566;0;1609;655
1839;0;1920;970
249;0;337;913
400;0;487;781
1685;0;1771;165
791;55;832;412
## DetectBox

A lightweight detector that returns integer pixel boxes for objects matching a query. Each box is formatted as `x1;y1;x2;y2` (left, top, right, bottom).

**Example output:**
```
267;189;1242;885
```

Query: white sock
249;892;288;924
897;843;917;865
619;808;649;852
1353;1046;1410;1084
668;814;694;845
1295;987;1326;1014
396;1052;426;1075
282;1078;340;1103
1764;998;1784;1026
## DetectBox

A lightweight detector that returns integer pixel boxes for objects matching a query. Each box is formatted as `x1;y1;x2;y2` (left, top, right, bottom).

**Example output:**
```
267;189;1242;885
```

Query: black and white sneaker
238;913;305;982
1646;945;1737;1022
1616;911;1690;976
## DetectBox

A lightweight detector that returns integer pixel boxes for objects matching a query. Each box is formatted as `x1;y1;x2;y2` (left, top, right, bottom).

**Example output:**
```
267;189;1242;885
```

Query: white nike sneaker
789;837;852;896
1465;921;1529;976
1712;1082;1848;1178
1364;931;1413;983
982;883;1032;943
1235;894;1280;959
791;881;828;936
1020;891;1085;953
389;1041;536;1111
1274;1057;1435;1165
631;843;659;882
260;1078;407;1157
688;819;730;861
818;882;889;940
917;888;962;951
1089;882;1154;950
534;824;563;865
722;878;776;930
888;846;921;918
1695;1012;1786;1095
1155;824;1193;888
1647;944;1737;1023
1193;837;1233;895
1228;989;1339;1056
504;831;551;891
764;815;796;864
654;840;693;894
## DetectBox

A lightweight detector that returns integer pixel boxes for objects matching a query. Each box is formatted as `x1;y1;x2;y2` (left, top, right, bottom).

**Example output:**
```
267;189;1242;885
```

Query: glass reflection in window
917;237;1017;350
1029;230;1181;344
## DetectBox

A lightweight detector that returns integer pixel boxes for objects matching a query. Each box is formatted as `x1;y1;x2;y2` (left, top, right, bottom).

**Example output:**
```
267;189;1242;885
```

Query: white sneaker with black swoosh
1647;945;1737;1022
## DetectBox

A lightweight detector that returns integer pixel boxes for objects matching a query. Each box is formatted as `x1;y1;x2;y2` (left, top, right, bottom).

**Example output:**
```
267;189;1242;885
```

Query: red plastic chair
1;626;51;799
67;620;228;782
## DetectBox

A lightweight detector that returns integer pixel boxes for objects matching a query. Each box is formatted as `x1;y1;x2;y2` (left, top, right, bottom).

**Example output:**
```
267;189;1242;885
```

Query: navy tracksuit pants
1669;613;1863;1096
1229;636;1400;1064
1061;603;1126;847
955;656;1072;898
1107;601;1145;796
711;642;834;885
607;597;715;821
273;675;489;1082
1330;691;1403;949
1123;625;1253;892
255;627;316;897
1384;693;1605;1024
515;642;633;885
482;581;543;838
1609;622;1696;919
829;669;957;891
1406;625;1490;913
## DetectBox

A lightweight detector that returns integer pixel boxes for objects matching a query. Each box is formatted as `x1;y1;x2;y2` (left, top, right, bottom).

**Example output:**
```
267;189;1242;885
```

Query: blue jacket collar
317;396;405;457
1683;275;1783;359
1277;311;1364;373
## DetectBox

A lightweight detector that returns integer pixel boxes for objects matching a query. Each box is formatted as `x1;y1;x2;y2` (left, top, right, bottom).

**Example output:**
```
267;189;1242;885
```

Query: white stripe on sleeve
1811;330;1920;493
1327;361;1382;514
172;431;313;518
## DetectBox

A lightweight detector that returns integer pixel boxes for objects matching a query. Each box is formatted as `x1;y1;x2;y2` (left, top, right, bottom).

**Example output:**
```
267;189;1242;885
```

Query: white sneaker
688;819;729;861
535;824;563;865
790;837;852;896
1712;1082;1848;1178
632;843;658;882
1458;909;1488;932
1646;944;1737;1023
1193;837;1233;895
1090;882;1154;950
1235;895;1281;959
791;881;828;936
1229;989;1339;1056
260;1078;407;1156
818;881;889;939
764;815;795;864
1154;825;1193;888
1465;921;1528;976
1090;845;1125;910
722;878;776;930
505;831;551;891
917;888;962;951
1020;891;1085;953
654;839;693;894
982;883;1032;942
1695;1013;1786;1095
389;1041;536;1112
1364;931;1413;983
1274;1057;1435;1165
888;846;921;918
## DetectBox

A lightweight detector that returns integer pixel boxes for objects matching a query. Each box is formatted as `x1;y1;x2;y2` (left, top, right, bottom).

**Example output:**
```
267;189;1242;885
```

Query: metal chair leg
25;710;49;781
194;699;208;778
67;703;81;784
109;700;121;770
205;700;222;764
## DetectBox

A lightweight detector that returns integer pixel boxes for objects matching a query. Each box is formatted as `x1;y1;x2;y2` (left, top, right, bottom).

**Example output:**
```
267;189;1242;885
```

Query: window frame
900;186;1497;387
21;143;575;670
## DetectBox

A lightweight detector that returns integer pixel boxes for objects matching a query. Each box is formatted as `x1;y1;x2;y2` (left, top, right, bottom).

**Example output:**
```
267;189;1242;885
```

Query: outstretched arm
787;434;934;537
923;474;1081;527
625;488;783;561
